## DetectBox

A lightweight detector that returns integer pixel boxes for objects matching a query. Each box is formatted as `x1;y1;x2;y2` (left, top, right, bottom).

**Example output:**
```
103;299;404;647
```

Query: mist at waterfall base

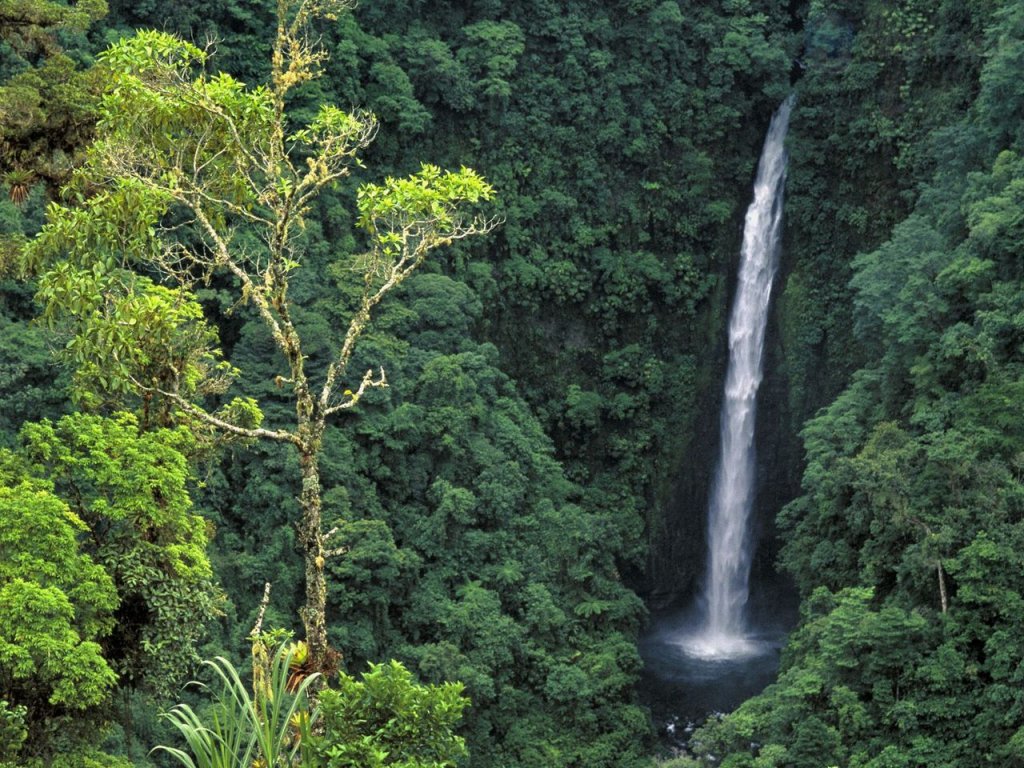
639;570;798;742
639;97;797;745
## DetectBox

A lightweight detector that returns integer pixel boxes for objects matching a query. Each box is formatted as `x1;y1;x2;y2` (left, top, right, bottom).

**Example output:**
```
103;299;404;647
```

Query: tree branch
135;379;300;445
250;581;273;638
324;367;386;416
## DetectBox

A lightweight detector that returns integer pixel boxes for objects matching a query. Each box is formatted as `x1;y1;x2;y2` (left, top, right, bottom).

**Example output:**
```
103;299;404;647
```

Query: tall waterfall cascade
684;96;795;660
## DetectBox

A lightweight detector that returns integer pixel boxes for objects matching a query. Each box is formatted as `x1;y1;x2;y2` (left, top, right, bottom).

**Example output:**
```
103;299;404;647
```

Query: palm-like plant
154;644;321;768
3;169;34;206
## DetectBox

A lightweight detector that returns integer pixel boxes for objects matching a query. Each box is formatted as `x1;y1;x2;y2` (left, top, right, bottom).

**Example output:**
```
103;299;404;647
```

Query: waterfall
687;96;794;660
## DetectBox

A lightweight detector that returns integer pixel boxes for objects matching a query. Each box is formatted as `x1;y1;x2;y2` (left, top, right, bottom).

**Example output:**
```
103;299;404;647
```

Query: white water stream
683;96;795;660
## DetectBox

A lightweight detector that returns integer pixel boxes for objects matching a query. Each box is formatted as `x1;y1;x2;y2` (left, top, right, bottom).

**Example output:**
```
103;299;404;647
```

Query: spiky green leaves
156;647;468;768
155;645;322;768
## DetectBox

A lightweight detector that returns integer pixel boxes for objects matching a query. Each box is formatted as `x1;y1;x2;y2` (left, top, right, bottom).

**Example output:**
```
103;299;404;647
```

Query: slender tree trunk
297;430;329;678
937;560;948;614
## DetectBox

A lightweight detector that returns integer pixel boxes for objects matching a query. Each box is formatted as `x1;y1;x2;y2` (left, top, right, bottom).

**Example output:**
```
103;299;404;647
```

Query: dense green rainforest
1;0;1023;765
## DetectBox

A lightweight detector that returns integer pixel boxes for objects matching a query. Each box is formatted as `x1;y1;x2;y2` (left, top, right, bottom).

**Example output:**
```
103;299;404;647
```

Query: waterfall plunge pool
637;571;799;753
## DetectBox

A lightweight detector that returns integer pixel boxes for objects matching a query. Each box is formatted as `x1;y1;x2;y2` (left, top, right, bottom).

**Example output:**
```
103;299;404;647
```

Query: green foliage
0;700;27;761
5;749;133;768
196;264;650;766
0;410;218;760
25;0;496;687
19;412;220;697
309;274;650;768
34;264;234;411
0;455;118;757
21;0;998;765
0;0;106;49
976;3;1024;149
0;0;108;195
0;293;66;440
304;0;796;605
316;661;467;767
458;20;524;101
357;163;495;259
778;0;999;429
